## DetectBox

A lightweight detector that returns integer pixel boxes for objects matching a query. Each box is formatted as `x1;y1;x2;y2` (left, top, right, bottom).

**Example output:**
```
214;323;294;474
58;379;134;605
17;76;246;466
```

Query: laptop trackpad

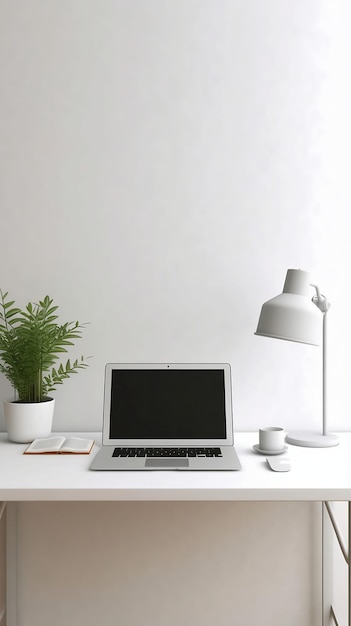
145;458;189;468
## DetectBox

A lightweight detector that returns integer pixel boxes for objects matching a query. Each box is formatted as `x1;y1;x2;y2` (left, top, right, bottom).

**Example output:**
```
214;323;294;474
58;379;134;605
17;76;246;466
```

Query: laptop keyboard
112;447;223;458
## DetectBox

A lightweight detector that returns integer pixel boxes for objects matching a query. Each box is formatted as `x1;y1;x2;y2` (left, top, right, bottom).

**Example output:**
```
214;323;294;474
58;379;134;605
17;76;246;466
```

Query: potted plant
0;290;88;442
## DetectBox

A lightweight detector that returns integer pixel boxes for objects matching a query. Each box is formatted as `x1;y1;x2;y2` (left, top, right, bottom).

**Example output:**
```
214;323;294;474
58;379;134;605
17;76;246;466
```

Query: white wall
17;501;320;626
1;1;350;625
1;0;350;434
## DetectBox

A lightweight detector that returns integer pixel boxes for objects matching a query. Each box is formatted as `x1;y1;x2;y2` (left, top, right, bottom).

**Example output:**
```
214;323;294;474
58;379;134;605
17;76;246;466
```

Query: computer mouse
266;457;291;472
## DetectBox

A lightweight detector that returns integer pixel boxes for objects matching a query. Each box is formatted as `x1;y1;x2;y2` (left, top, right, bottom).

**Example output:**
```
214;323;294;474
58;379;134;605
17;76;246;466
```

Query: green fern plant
0;290;88;402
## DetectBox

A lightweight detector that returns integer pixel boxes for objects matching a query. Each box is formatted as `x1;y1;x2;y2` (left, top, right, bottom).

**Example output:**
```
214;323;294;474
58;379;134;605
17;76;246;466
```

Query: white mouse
266;457;291;472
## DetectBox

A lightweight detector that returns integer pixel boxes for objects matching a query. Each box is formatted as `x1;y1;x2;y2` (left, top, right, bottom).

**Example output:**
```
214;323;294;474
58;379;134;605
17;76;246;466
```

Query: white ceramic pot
4;397;55;443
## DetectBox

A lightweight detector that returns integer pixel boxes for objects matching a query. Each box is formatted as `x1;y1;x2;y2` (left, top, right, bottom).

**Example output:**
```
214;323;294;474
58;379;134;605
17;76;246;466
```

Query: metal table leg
6;503;17;626
323;501;350;626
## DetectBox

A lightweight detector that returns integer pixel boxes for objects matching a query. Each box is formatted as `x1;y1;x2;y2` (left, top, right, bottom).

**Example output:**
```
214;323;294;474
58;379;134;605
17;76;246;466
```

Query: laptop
90;363;241;471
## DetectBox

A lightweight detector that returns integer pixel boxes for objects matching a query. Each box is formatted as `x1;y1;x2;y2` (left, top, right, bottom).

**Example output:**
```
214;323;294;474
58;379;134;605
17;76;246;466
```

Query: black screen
109;369;227;439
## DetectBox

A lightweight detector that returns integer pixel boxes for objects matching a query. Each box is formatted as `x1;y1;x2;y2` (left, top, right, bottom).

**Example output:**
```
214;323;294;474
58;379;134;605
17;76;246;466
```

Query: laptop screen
103;364;234;446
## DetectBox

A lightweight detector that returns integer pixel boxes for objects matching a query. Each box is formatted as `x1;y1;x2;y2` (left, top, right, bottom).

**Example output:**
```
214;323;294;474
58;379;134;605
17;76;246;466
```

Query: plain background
1;1;350;624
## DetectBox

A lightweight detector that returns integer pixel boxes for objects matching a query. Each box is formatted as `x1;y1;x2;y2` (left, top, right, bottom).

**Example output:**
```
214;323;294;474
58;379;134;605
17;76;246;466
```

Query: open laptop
90;363;241;471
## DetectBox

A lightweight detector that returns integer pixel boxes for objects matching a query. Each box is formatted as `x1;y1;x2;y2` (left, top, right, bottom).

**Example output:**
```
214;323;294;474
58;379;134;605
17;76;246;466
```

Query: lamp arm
311;284;330;436
322;310;327;436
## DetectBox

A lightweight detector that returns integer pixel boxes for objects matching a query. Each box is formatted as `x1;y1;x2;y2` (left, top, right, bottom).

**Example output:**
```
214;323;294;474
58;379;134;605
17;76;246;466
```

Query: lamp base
286;431;339;448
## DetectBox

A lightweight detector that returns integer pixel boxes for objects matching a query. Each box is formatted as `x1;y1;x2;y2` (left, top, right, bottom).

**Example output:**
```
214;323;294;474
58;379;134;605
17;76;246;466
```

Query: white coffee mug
259;427;285;451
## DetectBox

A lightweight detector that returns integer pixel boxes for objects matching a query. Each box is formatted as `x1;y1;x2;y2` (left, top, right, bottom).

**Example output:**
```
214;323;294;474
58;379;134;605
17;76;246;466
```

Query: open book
24;436;95;455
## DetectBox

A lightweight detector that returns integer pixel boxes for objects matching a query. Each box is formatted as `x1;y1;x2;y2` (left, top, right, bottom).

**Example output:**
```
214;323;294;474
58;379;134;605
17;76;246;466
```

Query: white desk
1;432;350;626
0;432;350;501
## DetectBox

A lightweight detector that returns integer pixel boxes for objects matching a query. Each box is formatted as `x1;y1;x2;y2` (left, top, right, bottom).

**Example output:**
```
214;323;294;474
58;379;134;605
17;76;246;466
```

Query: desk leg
6;503;17;626
349;502;351;626
323;502;334;626
323;502;351;626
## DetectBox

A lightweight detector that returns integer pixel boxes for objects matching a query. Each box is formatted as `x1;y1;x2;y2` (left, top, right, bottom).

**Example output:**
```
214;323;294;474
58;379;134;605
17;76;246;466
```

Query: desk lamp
255;269;338;447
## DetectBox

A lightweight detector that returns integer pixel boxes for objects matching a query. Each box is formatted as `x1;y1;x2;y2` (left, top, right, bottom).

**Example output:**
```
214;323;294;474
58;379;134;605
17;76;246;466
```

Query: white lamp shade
255;269;321;345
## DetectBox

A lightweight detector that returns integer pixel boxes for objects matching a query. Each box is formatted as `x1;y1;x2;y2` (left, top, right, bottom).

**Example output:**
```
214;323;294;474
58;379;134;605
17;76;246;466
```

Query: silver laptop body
90;363;241;471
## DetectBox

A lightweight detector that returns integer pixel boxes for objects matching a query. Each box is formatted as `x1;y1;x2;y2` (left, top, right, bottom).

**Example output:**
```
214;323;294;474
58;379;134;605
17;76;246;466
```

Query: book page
60;437;94;453
25;437;66;453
